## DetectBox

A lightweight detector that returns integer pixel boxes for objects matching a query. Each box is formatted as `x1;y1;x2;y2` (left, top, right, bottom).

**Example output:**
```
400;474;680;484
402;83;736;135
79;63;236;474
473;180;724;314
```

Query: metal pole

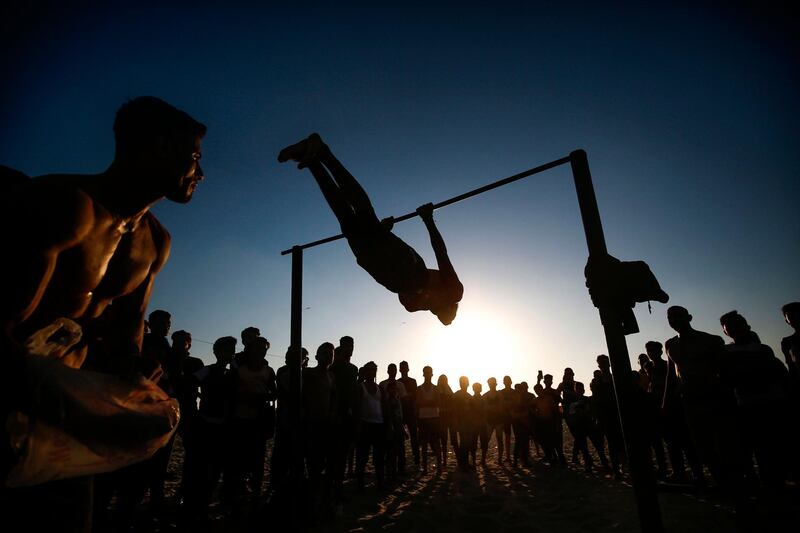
281;156;572;255
288;246;304;506
570;149;663;533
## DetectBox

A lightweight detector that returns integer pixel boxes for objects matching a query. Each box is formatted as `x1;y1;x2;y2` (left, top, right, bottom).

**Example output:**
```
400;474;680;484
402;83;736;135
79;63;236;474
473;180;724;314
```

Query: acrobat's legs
304;160;355;225
317;145;377;219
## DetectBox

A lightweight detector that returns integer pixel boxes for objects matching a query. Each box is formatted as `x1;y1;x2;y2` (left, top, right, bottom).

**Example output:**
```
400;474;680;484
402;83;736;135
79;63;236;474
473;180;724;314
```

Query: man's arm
417;203;460;280
2;185;94;355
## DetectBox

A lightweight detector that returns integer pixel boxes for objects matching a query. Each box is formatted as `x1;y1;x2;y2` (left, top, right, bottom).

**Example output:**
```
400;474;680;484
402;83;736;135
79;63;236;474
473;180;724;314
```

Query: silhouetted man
720;310;789;489
416;366;442;474
452;376;474;470
278;133;464;325
235;326;264;367
591;355;623;476
646;340;702;483
471;382;489;466
303;342;337;516
781;302;800;393
484;377;506;463
499;375;516;462
0;96;201;530
398;361;420;468
664;305;739;490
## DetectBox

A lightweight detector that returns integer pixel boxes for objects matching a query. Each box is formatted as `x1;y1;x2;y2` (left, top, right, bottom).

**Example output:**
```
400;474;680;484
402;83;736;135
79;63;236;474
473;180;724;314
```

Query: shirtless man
664;305;739;489
0;96;203;527
278;133;464;325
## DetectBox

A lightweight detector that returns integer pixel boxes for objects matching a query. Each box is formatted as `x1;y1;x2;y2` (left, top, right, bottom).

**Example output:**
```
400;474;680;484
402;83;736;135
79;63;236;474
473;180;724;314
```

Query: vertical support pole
288;246;304;504
570;150;663;533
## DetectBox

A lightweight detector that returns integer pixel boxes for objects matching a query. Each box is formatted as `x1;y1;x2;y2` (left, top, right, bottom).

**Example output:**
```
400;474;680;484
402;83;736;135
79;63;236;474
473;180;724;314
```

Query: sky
1;1;798;387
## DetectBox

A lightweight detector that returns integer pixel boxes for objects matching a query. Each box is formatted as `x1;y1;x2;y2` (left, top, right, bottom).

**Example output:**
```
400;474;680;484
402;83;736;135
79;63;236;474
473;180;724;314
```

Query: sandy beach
98;432;800;532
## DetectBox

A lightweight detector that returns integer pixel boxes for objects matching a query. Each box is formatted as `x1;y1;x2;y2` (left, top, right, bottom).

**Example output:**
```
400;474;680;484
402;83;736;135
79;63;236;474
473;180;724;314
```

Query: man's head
472;382;482;394
241;326;261;348
148;309;171;337
543;374;553;387
503;375;512;388
399;361;410;376
667;306;692;334
563;368;574;380
113;96;206;203
432;301;458;326
338;336;354;358
363;361;378;381
645;341;663;361
459;376;469;391
782;302;800;331
638;353;650;369
575;381;585;396
171;330;191;354
487;377;497;390
246;336;269;362
422;365;433;380
596;354;610;371
212;336;236;366
387;363;398;379
316;342;335;368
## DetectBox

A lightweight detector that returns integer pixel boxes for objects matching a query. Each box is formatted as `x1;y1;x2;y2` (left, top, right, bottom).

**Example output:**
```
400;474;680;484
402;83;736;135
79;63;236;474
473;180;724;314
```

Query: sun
420;305;525;388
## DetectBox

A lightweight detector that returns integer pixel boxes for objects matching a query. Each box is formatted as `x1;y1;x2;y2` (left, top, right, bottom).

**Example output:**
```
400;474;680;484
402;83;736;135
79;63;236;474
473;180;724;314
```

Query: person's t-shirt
232;362;275;419
417;384;440;419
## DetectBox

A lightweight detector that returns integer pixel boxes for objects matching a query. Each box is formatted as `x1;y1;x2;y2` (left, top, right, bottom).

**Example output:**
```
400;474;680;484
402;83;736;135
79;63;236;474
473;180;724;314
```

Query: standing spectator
184;336;236;521
355;362;386;490
471;382;489;466
452;376;474;470
720;311;790;489
226;336;276;502
417;366;442;474
398;361;420;469
303;343;337;516
437;374;455;467
484;377;506;464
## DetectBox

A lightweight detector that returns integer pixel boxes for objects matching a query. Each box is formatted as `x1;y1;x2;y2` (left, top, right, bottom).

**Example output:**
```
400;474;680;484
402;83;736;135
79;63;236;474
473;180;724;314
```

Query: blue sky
2;2;797;385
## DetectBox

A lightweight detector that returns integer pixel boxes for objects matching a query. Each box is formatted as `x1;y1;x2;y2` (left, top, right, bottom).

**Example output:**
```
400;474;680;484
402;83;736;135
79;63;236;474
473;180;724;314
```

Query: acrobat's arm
417;203;457;278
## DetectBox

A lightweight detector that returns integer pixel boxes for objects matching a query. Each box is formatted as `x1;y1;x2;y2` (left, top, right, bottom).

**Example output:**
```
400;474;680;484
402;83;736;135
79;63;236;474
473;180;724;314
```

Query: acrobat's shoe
277;133;325;169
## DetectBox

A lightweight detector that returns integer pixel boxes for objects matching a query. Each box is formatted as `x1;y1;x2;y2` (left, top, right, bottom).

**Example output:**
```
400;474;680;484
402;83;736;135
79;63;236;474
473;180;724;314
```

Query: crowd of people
89;301;800;528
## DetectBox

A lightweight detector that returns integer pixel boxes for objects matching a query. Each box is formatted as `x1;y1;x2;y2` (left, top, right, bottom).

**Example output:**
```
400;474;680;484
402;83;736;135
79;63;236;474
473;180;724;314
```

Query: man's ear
154;134;171;158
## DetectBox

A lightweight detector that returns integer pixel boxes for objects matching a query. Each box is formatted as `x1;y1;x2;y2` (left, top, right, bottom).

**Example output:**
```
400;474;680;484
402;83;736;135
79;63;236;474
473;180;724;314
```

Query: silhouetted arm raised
417;203;457;279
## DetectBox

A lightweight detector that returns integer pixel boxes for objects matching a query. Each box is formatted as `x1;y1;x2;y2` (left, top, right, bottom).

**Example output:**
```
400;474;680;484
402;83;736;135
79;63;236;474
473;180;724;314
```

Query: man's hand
380;216;395;230
416;202;435;221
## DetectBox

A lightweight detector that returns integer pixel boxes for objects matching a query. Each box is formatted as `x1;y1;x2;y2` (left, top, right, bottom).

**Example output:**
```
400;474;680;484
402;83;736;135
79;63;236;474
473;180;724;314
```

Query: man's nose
195;163;205;180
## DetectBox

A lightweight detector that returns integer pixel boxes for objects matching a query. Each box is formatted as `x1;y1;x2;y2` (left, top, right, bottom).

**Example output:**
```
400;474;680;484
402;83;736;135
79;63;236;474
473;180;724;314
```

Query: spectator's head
113;96;206;203
171;330;191;354
399;361;410;375
503;375;512;387
638;353;650;368
544;374;553;387
596;354;610;371
563;367;574;380
720;310;753;344
148;309;171;337
423;365;433;379
316;342;335;368
575;381;585;396
782;302;800;331
212;336;236;365
645;341;663;361
533;383;543;395
472;382;482;394
339;336;354;358
667;306;692;333
437;374;449;387
487;377;497;390
459;376;469;391
387;363;398;379
363;361;378;381
240;326;261;348
246;336;269;361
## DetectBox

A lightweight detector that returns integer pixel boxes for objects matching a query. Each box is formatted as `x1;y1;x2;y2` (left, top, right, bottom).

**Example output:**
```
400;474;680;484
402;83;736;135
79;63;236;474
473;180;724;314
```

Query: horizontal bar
281;154;572;255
